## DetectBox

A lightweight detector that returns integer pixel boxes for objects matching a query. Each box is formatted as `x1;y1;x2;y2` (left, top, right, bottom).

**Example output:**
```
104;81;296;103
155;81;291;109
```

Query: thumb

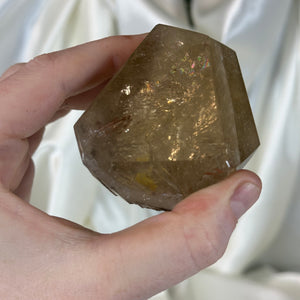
90;170;261;300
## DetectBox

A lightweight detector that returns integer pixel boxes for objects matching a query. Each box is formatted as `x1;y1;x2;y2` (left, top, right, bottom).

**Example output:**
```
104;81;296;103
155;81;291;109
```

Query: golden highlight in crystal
74;24;259;211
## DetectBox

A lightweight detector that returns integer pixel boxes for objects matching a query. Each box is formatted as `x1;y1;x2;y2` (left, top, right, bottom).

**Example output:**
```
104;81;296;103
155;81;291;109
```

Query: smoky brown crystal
74;24;259;211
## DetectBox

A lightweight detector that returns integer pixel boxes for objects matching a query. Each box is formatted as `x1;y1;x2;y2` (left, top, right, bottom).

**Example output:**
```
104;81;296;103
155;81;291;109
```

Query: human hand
0;34;261;299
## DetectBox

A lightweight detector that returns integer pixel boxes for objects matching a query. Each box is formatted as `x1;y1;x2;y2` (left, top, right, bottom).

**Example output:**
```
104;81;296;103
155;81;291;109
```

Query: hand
0;34;261;299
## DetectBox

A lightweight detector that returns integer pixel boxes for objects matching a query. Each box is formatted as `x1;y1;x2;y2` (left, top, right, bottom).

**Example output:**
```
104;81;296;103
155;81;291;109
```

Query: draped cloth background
1;0;299;299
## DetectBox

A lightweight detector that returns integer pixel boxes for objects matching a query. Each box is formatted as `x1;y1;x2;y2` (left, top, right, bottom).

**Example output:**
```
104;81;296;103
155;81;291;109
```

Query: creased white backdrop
0;0;299;299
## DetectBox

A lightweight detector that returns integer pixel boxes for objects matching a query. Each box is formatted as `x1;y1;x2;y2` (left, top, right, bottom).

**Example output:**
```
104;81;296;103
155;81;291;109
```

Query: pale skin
0;34;261;299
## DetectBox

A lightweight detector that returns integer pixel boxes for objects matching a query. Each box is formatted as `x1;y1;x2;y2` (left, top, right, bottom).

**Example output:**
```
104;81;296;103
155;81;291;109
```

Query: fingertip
108;33;147;73
230;181;261;219
174;170;262;218
228;170;262;219
231;169;262;188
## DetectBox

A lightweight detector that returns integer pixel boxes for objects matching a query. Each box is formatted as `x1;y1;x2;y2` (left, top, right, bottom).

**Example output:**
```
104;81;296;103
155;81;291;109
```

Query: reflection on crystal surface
74;24;259;211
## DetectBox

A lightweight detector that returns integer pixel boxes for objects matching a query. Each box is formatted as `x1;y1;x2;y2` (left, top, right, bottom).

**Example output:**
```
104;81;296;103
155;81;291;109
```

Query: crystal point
74;24;259;211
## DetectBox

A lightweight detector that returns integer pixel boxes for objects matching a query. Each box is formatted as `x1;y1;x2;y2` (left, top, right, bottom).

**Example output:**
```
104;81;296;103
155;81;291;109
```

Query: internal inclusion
74;24;259;211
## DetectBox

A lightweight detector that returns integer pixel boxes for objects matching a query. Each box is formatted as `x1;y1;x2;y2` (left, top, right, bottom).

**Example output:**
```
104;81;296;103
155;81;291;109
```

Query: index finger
0;34;146;139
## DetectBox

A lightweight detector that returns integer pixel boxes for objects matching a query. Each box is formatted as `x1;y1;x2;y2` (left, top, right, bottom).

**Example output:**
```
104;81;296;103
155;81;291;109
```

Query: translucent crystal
74;24;259;211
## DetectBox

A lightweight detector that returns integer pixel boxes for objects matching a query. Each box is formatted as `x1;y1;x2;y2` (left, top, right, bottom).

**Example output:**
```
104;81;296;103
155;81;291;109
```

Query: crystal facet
74;24;259;211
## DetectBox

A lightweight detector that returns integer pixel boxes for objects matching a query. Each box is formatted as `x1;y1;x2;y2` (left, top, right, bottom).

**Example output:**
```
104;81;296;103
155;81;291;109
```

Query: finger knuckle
184;223;225;270
1;63;25;79
177;200;236;270
26;53;57;71
5;63;24;73
201;223;227;262
24;53;67;95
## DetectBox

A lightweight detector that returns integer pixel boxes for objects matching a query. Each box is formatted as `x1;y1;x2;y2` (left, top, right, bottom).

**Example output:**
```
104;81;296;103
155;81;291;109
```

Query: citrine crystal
74;24;259;211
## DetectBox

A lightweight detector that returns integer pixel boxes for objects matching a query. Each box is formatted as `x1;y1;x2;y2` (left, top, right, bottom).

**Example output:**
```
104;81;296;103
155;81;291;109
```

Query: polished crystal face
74;24;259;211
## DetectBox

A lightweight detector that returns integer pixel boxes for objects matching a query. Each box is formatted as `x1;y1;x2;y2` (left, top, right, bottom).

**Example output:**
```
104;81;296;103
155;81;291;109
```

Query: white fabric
1;0;300;299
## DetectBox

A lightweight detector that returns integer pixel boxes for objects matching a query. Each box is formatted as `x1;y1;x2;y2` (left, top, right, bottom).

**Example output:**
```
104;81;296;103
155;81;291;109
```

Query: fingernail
230;182;261;219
